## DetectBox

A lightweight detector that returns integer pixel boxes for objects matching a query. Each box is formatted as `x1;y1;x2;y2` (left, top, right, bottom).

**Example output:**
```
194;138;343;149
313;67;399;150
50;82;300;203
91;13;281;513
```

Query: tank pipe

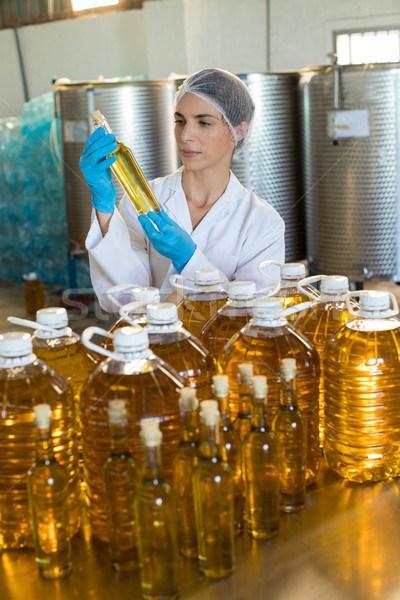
14;0;30;102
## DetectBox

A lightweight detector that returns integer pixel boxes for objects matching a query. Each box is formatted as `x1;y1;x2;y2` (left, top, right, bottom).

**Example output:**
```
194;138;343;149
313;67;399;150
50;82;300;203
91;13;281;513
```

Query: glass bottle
171;268;228;338
325;290;400;482
23;272;46;314
243;375;279;539
294;275;353;446
27;404;72;579
135;419;179;600
172;387;200;558
212;374;243;536
235;362;254;440
272;359;306;513
146;302;215;400
102;399;140;571
192;400;235;579
0;332;80;549
90;109;162;216
219;296;320;486
80;325;184;542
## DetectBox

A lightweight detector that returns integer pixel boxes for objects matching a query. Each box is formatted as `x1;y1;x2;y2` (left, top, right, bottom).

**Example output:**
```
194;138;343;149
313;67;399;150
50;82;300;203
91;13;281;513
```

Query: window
335;29;400;65
72;0;119;11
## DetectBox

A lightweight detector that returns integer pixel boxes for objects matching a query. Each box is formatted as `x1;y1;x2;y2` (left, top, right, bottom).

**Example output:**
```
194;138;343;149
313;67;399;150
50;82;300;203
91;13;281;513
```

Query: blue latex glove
138;209;196;273
79;127;118;213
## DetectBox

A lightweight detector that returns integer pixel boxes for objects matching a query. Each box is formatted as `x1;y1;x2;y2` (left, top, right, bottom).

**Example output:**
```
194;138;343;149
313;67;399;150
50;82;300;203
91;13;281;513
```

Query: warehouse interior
1;1;400;599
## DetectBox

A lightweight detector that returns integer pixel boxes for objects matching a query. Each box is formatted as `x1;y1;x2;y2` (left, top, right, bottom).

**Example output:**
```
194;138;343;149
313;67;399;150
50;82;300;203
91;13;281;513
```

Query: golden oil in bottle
102;400;140;571
272;359;306;513
324;290;400;482
147;303;215;401
234;363;254;440
219;297;320;486
80;325;184;542
23;272;46;314
192;400;235;579
199;281;256;361
172;269;228;338
294;275;353;446
172;388;200;558
212;374;243;536
0;332;81;549
90;110;161;216
243;375;279;539
135;419;179;600
27;404;72;580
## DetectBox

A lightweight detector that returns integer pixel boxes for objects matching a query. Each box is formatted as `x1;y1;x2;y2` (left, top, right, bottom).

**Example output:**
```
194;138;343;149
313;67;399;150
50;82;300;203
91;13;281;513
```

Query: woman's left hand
138;209;196;273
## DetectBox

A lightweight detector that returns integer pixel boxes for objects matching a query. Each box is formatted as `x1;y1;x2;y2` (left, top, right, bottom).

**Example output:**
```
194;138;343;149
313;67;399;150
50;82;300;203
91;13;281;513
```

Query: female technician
80;68;285;311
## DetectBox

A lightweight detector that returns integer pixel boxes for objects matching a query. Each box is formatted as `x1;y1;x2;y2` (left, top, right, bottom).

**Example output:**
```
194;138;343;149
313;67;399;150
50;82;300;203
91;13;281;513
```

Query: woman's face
174;93;236;173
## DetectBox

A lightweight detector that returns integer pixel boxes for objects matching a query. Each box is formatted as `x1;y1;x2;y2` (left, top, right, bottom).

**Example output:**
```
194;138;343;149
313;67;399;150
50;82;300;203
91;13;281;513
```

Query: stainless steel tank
299;63;400;281
54;79;177;252
231;72;305;262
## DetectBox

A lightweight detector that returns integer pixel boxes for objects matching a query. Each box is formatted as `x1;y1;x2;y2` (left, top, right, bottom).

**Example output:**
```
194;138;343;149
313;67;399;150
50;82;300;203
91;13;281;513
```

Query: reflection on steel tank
230;72;305;262
54;78;177;252
299;62;400;282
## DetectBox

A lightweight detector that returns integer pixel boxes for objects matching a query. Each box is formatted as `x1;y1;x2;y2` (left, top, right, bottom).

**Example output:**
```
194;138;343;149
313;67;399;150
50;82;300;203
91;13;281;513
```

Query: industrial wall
1;0;400;119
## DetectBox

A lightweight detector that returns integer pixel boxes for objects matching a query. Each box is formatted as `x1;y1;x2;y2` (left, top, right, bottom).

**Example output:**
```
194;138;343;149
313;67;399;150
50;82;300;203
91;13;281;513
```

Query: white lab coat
86;167;285;311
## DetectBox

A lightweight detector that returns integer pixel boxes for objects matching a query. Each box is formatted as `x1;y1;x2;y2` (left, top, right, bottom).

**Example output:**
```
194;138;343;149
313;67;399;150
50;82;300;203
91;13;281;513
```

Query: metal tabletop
1;461;400;600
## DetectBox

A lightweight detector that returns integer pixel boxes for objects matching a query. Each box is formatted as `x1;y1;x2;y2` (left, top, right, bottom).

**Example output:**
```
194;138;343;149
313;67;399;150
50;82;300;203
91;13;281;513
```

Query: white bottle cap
253;297;283;319
107;400;128;425
228;281;257;300
212;374;229;397
281;358;297;380
281;263;306;280
23;272;38;281
36;307;69;329
131;287;160;305
0;332;32;357
251;375;268;398
199;400;220;425
114;326;149;352
194;268;221;286
238;363;254;384
178;387;199;412
140;418;162;446
359;290;391;313
33;404;52;429
320;275;349;295
146;303;178;325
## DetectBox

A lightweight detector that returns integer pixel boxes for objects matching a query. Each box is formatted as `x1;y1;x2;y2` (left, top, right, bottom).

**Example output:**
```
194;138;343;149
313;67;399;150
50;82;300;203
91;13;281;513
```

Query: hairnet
174;68;255;151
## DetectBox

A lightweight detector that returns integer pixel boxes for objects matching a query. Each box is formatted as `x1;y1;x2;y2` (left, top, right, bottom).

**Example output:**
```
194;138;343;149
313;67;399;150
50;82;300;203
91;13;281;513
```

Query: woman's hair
174;68;255;151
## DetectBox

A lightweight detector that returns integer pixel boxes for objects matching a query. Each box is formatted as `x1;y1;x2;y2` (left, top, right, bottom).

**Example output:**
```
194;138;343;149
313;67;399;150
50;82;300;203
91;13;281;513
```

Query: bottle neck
227;298;255;308
141;443;164;482
215;394;232;427
251;400;267;430
35;426;55;463
280;378;298;408
238;380;252;415
199;422;222;460
109;421;131;456
179;411;199;445
97;115;114;135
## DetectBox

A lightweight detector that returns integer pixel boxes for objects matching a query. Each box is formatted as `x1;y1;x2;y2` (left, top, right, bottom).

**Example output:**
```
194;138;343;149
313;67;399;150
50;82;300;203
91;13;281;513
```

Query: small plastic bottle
171;268;228;338
272;359;306;513
102;400;140;571
212;374;243;536
90;109;162;216
172;387;200;558
235;363;254;440
146;302;216;400
243;375;279;539
23;272;46;314
135;419;179;600
192;400;235;579
27;404;72;580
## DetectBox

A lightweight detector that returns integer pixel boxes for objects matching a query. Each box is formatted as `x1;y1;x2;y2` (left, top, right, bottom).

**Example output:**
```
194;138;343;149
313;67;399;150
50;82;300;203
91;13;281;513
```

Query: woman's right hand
79;127;118;214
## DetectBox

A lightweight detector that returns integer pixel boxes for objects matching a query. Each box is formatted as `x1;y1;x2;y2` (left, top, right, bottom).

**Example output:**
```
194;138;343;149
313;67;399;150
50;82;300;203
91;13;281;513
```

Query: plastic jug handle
169;273;195;292
119;301;148;322
257;260;281;280
282;301;312;319
345;290;399;317
81;326;118;360
296;275;325;300
257;281;281;296
105;283;139;308
7;316;60;336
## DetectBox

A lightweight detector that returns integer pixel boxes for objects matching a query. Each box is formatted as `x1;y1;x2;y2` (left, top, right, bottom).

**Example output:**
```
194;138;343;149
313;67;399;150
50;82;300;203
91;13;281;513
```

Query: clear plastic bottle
23;272;46;314
212;374;243;537
80;325;184;542
172;388;200;558
102;400;140;571
243;375;279;539
135;419;179;600
192;400;235;579
146;302;215;400
27;404;72;580
0;332;80;549
171;268;228;338
258;261;319;324
235;363;254;440
272;359;306;513
219;296;320;486
324;290;400;482
294;275;354;446
90;109;162;216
